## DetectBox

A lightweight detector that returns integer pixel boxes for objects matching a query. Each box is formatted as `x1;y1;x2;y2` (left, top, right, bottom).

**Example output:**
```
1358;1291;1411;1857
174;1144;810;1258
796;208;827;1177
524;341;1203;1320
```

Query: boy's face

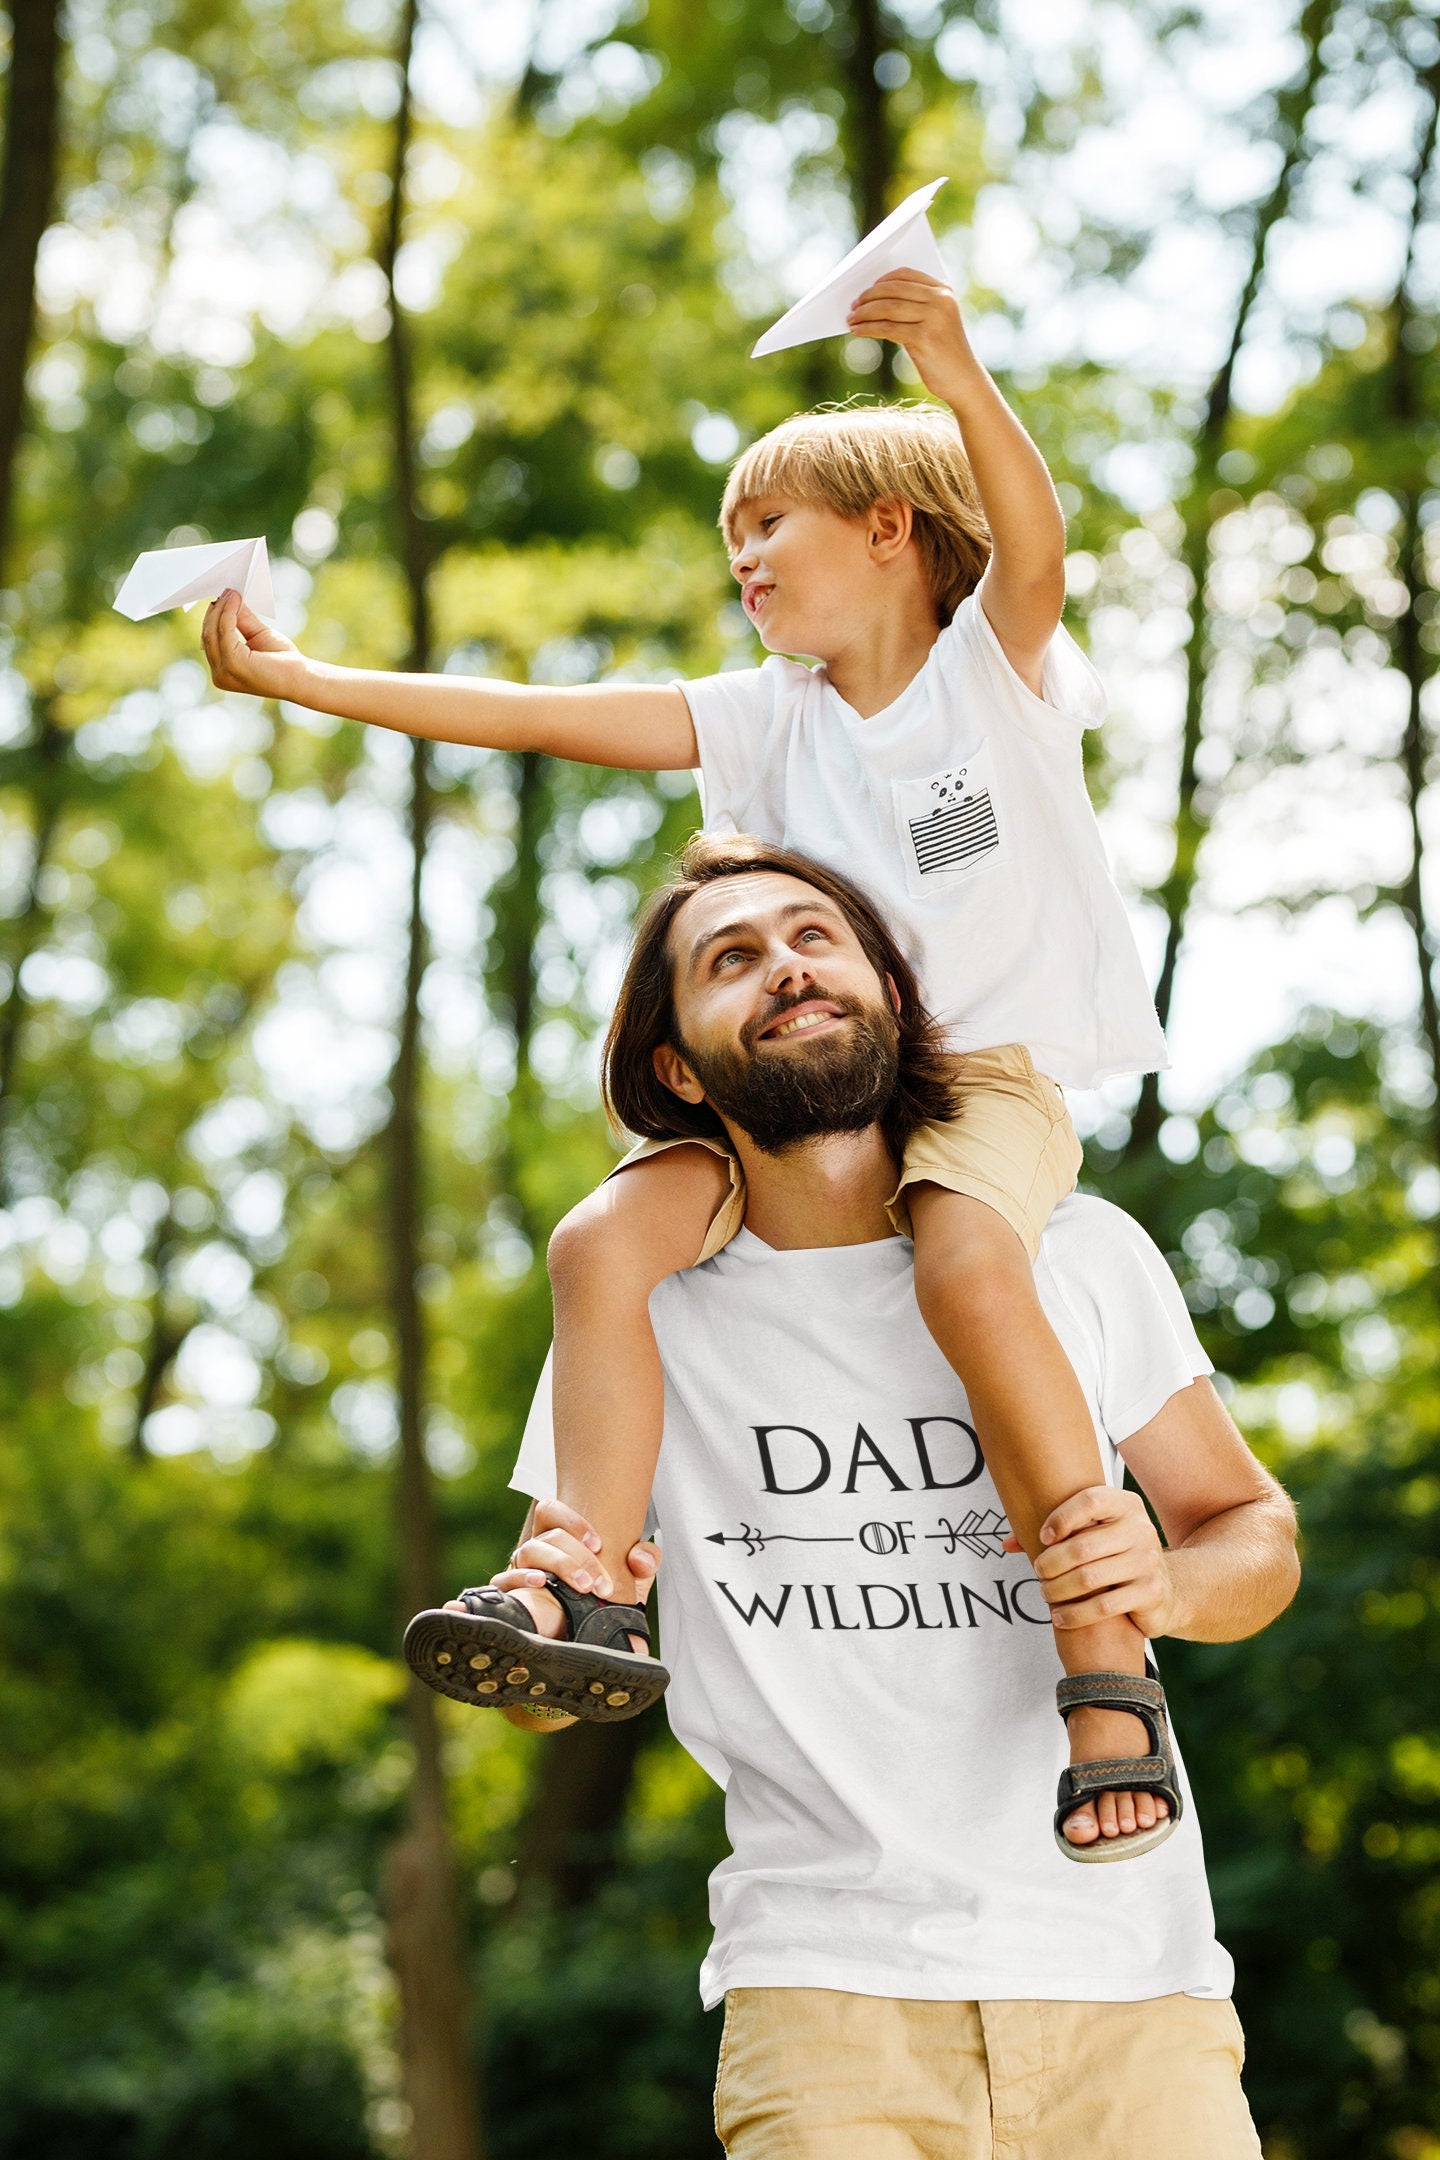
727;493;895;661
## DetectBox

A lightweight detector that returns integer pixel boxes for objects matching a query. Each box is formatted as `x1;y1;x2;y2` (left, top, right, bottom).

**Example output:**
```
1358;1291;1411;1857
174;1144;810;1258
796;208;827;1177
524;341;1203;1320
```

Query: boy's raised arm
845;270;1067;695
201;588;699;773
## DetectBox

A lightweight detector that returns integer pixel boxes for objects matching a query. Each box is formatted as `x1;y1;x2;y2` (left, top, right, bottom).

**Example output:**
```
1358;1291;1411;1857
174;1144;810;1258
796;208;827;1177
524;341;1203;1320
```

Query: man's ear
867;497;914;565
884;972;902;1018
653;1040;706;1105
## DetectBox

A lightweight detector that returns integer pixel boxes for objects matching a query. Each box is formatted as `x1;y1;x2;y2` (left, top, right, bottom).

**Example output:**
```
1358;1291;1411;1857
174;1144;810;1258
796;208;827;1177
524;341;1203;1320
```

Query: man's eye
717;948;748;968
797;927;827;944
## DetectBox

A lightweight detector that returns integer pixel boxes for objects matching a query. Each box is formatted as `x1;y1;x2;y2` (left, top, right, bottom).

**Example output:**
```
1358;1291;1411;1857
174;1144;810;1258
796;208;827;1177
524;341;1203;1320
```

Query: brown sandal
403;1572;669;1724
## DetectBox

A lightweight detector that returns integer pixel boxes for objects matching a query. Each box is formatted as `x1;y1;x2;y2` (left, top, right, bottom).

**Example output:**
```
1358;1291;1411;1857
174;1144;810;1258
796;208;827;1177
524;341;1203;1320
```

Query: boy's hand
202;587;310;701
845;270;975;403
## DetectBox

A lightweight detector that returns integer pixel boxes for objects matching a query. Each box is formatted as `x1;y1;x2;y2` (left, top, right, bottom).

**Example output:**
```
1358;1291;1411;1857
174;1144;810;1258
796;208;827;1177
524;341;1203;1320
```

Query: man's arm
1028;1376;1300;1643
845;270;1067;694
200;590;698;770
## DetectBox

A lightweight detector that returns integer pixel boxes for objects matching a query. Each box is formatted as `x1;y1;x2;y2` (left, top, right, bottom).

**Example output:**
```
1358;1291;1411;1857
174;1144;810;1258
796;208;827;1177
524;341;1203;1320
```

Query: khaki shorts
618;1045;1082;1265
713;1987;1262;2160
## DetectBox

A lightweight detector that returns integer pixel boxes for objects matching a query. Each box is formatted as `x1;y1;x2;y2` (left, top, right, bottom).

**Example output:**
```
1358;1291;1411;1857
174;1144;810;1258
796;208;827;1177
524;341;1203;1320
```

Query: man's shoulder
1038;1192;1168;1291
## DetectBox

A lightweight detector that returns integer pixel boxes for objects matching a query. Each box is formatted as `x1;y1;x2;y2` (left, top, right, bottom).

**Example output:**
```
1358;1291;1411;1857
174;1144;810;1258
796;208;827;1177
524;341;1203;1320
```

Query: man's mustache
741;985;867;1053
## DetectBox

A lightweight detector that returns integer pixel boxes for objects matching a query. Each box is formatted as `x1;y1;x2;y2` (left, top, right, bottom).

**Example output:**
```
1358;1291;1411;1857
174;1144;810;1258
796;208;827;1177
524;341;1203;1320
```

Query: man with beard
409;835;1297;2156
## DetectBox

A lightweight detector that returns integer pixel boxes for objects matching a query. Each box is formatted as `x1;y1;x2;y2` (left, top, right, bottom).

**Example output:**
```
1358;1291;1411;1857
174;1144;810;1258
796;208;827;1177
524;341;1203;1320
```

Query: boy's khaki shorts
616;1044;1081;1265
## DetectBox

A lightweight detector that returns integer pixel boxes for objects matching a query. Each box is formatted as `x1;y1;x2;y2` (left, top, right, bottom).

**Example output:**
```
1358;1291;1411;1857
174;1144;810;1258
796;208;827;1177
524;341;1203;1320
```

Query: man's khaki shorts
618;1045;1082;1265
713;1987;1262;2159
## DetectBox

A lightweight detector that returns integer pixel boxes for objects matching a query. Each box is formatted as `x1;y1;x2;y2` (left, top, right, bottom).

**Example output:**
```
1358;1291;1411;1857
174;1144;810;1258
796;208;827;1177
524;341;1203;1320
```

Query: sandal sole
1054;1815;1178;1863
402;1608;669;1723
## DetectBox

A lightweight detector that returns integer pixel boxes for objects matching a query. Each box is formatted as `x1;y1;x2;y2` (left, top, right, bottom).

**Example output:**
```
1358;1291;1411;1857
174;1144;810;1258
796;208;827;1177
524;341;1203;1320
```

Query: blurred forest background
2;0;1440;2154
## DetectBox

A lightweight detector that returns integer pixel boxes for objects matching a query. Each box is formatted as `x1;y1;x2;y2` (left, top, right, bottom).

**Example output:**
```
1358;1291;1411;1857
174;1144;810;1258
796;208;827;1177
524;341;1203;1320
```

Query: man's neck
726;1120;898;1249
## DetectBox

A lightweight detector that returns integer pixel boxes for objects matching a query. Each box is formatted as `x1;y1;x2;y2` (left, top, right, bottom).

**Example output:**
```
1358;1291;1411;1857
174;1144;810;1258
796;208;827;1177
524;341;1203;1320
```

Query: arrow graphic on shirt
705;1524;857;1557
926;1509;1010;1558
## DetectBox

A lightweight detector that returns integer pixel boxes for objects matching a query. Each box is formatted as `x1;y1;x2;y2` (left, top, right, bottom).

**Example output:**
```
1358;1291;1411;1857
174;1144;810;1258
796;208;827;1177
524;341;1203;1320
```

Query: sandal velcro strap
1056;1669;1167;1724
1052;1662;1185;1858
456;1585;534;1629
542;1571;651;1652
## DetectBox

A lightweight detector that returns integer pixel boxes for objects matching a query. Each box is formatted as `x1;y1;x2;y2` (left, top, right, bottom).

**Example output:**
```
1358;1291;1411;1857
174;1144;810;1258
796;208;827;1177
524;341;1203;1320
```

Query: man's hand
1009;1486;1179;1641
844;270;976;404
486;1497;660;1605
202;588;311;701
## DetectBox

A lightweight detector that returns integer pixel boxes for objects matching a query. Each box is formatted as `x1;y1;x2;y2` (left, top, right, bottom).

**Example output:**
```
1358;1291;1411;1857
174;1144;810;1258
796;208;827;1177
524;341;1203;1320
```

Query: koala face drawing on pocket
895;749;1003;886
927;769;969;811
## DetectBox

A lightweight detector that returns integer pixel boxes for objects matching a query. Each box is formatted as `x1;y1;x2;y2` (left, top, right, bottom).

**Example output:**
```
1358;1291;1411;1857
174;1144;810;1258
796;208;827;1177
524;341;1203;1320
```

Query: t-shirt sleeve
942;589;1106;735
678;666;777;828
1042;1199;1212;1445
509;1347;556;1499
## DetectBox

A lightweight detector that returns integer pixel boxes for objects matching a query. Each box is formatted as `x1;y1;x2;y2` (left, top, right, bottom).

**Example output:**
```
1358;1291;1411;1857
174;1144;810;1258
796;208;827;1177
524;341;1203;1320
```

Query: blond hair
720;403;991;625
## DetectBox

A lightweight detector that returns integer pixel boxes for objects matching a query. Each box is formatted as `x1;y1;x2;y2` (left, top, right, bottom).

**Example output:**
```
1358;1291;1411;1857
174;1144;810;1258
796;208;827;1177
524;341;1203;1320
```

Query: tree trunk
515;1717;648;1908
1124;0;1337;1162
484;750;548;1230
0;0;62;576
1389;65;1440;1165
835;0;898;393
0;696;65;1203
375;6;484;2156
129;1201;183;1459
486;753;546;1068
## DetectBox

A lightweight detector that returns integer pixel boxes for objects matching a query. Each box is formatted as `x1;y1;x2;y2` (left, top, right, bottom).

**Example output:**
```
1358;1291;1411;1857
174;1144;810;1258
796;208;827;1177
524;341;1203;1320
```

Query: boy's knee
546;1190;613;1290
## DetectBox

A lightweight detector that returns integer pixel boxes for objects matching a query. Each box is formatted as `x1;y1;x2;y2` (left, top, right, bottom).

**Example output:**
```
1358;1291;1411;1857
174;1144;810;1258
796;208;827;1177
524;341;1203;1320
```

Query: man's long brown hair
602;833;962;1160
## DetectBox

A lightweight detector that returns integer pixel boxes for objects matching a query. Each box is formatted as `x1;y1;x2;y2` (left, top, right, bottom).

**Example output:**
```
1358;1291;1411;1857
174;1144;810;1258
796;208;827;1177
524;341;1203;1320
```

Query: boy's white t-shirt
680;593;1166;1089
511;1194;1233;2010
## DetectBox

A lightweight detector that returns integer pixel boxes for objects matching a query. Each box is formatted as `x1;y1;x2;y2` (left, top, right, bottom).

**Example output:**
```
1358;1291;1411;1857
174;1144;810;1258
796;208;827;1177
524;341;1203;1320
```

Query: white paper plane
751;178;950;359
113;535;275;622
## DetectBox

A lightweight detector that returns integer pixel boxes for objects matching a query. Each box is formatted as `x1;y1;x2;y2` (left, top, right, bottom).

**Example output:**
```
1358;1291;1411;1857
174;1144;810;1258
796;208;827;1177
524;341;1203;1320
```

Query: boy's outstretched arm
846;270;1067;693
200;588;698;772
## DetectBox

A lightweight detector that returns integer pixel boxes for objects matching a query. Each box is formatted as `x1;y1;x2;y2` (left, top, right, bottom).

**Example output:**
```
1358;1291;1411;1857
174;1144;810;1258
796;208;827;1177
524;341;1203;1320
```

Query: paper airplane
113;536;275;622
751;178;949;358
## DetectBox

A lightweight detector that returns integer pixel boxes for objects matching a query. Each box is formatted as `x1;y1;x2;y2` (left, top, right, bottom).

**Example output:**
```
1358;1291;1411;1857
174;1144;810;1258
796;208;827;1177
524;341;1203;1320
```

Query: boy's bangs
720;435;831;549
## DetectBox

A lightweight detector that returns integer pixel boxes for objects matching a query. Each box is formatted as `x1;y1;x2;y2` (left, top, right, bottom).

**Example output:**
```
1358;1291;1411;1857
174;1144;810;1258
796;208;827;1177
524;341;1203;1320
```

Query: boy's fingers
845;305;928;332
854;270;946;297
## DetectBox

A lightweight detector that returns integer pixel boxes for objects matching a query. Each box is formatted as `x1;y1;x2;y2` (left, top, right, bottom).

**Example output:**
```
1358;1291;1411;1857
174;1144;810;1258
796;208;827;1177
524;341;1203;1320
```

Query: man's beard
676;987;900;1155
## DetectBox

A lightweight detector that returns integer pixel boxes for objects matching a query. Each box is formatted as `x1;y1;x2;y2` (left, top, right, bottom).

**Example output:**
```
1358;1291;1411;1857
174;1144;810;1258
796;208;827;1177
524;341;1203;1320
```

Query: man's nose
763;942;815;994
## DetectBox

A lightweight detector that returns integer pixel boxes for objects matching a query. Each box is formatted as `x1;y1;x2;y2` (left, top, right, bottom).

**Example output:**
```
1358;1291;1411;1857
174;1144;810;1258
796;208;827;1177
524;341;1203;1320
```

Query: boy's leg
507;1142;735;1653
908;1184;1160;1848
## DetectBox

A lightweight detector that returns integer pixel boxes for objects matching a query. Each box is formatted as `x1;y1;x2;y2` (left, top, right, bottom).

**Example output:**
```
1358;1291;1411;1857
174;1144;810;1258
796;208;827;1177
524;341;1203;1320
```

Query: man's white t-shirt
511;1195;1234;2010
680;594;1167;1090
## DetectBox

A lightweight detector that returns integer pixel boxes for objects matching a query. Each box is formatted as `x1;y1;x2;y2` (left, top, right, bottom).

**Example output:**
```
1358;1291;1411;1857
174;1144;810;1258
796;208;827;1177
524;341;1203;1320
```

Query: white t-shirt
511;1194;1233;2010
681;594;1167;1089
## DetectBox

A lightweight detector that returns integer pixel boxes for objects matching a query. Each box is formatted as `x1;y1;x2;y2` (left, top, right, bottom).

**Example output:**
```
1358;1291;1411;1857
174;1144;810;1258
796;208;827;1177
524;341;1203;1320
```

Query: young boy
202;270;1169;1856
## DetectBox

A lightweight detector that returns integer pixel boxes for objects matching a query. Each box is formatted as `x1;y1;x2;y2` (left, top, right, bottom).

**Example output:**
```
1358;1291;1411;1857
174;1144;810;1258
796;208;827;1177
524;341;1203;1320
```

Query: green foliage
4;2;1440;2154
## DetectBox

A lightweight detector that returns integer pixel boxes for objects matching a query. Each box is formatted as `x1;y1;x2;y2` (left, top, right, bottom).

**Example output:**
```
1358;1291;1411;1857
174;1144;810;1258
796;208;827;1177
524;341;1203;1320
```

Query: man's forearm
1163;1493;1300;1643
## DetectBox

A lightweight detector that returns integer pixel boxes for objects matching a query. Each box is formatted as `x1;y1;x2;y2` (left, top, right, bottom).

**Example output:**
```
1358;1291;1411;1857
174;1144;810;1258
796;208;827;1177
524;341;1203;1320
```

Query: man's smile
758;998;847;1042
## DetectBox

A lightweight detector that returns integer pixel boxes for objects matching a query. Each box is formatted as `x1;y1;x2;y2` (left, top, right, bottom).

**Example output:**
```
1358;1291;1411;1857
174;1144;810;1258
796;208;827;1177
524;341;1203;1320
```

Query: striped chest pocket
893;744;1005;894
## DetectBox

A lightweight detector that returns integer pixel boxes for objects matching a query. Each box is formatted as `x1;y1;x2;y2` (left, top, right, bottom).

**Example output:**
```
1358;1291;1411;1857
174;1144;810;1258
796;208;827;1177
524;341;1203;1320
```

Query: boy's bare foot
1059;1704;1171;1846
